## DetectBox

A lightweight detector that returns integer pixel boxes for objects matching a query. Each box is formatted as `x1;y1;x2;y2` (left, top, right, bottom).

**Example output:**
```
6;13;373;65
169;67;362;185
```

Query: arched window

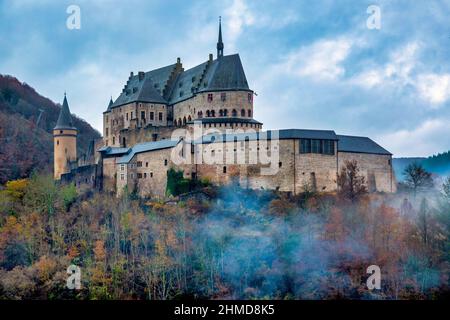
248;109;252;117
198;111;203;118
183;117;186;125
241;109;245;117
219;109;223;116
223;109;228;116
211;110;215;117
206;110;210;117
188;115;192;122
232;109;237;117
122;137;126;147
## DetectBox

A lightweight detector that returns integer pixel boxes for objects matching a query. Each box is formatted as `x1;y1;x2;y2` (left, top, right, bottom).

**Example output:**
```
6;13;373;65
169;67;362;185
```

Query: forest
0;162;449;300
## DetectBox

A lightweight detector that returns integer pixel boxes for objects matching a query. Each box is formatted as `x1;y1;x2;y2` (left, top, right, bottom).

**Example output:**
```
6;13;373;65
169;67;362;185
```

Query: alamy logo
366;265;381;290
66;5;81;30
366;5;381;30
66;264;81;290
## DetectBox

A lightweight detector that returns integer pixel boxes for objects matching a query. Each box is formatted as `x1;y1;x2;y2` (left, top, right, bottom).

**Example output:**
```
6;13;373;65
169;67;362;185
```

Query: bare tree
403;162;433;196
337;160;367;202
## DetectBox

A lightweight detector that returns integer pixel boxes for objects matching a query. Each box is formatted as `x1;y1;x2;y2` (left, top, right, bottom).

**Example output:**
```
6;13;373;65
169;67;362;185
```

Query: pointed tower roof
54;93;76;130
217;16;224;58
106;96;114;112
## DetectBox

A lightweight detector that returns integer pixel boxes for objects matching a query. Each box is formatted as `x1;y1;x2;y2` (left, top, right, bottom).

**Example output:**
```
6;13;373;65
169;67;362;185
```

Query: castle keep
55;20;397;197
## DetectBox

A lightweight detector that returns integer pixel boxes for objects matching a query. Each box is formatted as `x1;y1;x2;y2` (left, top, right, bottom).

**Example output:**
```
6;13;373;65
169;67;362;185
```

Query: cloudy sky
1;0;450;157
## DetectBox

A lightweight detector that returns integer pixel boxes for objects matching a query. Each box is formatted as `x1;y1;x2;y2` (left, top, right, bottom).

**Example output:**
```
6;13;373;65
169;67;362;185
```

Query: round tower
53;93;77;180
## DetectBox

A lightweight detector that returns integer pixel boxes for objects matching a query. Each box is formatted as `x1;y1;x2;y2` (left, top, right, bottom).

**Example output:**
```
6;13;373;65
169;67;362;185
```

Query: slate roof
337;135;392;155
97;146;130;156
117;139;180;164
108;54;251;110
192;129;338;144
54;95;76;130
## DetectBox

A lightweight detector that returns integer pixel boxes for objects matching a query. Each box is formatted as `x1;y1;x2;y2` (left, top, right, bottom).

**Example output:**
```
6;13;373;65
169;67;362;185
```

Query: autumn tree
337;160;367;202
403;162;433;196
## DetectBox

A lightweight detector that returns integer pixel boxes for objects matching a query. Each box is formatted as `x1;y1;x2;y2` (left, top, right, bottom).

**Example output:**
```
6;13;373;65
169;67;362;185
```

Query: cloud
416;74;450;106
276;38;353;81
225;0;255;50
377;119;450;157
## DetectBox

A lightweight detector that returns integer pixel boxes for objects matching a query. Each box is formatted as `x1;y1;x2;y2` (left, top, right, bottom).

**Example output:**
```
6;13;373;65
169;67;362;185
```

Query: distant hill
0;74;101;184
393;153;450;181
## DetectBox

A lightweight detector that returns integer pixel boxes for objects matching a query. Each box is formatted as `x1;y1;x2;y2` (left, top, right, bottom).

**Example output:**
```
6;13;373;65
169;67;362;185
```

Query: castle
55;20;397;197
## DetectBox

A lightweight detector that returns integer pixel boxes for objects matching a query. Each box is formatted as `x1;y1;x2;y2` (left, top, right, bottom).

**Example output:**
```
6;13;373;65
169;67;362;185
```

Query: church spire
217;16;224;59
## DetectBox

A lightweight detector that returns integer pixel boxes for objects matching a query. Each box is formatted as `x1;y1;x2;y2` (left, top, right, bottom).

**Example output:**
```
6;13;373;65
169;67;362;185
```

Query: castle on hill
53;19;397;197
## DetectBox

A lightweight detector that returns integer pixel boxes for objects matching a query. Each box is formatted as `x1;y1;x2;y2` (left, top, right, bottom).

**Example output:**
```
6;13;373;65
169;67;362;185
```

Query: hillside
0;74;101;184
394;153;450;181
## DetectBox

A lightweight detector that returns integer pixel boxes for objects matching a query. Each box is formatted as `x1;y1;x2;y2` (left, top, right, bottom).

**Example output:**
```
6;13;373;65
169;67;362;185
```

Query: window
223;166;227;173
150;172;153;178
207;93;213;102
388;159;391;166
241;109;245;117
300;139;334;155
211;110;215;117
159;112;163;121
113;137;115;145
60;130;63;134
279;162;282;168
300;139;311;153
141;111;145;119
248;93;253;102
311;139;322;153
122;137;126;147
137;161;142;167
164;159;168;166
248;109;252;117
221;92;226;101
137;173;143;179
105;128;109;136
121;164;124;171
126;113;128;120
144;173;147;178
131;112;133;119
223;109;228;116
145;162;148;167
120;174;124;181
232;109;237;117
150;112;154;120
57;140;59;146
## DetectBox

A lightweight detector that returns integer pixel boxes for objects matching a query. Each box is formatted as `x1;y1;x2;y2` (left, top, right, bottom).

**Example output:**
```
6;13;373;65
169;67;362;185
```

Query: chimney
177;57;181;65
138;71;145;81
209;53;213;62
129;71;134;78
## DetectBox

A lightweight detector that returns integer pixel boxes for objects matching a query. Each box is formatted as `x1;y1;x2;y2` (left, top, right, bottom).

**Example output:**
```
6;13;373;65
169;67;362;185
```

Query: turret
53;93;77;180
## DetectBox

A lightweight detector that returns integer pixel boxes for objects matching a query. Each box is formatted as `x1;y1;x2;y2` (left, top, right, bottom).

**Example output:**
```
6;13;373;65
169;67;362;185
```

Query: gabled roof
108;54;251;110
54;95;76;130
337;135;392;155
117;139;180;164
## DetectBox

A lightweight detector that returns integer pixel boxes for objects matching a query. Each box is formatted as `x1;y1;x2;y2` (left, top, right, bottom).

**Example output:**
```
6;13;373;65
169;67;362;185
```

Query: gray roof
187;117;262;125
192;129;338;144
199;54;249;93
108;54;251;110
117;139;179;164
337;135;392;155
54;95;76;130
98;146;130;156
